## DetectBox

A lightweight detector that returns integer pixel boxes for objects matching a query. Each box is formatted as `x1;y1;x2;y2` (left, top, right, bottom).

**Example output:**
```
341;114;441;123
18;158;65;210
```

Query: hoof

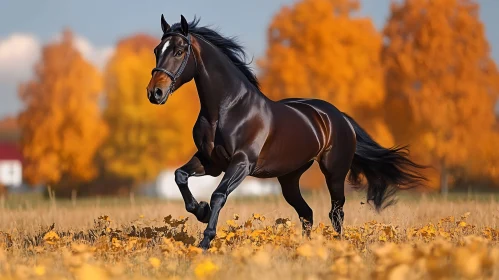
199;238;211;250
195;201;211;223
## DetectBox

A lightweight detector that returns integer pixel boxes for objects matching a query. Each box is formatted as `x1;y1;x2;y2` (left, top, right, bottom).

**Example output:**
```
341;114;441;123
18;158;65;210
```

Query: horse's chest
197;125;231;168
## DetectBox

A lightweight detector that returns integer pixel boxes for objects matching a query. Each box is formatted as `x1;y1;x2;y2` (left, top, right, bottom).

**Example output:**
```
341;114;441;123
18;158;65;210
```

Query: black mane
169;17;260;90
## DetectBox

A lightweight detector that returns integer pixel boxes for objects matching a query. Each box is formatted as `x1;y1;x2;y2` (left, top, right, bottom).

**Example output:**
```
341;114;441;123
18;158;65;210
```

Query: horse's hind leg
277;161;314;236
319;145;355;235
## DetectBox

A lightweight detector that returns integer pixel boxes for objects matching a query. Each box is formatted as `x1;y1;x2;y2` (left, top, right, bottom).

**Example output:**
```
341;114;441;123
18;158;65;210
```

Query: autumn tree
258;0;393;188
382;0;499;193
100;34;199;186
259;0;393;146
18;29;107;187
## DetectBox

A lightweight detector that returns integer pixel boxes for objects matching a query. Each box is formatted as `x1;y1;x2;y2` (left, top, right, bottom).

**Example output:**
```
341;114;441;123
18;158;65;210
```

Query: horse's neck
193;67;226;122
193;39;262;122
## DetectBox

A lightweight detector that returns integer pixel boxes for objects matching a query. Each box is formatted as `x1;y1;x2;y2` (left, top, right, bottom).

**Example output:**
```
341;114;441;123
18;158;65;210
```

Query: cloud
0;32;114;85
0;32;114;117
50;33;114;71
73;36;114;70
0;33;41;84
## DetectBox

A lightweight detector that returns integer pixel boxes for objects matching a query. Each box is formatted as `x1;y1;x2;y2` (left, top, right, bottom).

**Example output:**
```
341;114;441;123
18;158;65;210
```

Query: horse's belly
252;127;322;178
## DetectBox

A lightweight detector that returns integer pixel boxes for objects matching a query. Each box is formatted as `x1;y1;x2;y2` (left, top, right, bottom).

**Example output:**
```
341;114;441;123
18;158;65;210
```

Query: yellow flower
34;265;46;276
43;231;60;245
149;257;161;269
194;259;219;279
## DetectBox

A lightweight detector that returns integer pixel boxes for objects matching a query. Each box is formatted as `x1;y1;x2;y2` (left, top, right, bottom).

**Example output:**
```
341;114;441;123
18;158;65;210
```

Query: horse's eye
175;50;183;57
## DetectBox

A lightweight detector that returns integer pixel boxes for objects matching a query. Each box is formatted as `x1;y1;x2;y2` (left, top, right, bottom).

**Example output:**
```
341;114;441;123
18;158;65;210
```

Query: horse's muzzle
147;87;170;105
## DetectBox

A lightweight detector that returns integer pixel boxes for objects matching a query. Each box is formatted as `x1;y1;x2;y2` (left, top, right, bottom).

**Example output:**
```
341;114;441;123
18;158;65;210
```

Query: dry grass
1;190;499;280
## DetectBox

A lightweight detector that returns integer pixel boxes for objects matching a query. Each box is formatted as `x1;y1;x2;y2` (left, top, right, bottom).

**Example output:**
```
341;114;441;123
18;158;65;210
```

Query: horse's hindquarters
252;101;330;177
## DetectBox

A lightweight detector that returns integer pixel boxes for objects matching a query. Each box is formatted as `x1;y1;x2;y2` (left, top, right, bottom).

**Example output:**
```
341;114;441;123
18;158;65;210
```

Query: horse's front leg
199;152;251;249
175;152;221;223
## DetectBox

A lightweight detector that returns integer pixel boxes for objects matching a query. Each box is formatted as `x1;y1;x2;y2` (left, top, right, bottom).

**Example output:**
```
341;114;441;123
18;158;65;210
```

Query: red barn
0;143;23;187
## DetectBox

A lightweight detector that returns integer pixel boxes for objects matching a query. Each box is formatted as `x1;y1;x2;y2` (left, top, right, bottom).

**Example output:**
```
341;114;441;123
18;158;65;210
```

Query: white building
144;169;281;200
0;143;23;188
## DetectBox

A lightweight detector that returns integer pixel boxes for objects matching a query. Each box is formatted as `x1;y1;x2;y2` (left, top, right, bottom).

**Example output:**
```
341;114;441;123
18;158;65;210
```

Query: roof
0;143;23;161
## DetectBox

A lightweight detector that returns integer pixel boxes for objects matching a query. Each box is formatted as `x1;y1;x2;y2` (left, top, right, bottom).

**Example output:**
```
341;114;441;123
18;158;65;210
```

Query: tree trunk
440;162;449;196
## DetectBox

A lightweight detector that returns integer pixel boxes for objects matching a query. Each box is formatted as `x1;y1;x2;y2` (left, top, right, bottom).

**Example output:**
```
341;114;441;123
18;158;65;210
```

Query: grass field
1;190;499;280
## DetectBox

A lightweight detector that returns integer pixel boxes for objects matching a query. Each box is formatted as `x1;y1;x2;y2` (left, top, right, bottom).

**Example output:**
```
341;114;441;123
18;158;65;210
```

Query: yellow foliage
194;259;219;279
33;265;45;276
1;211;499;279
17;29;107;186
74;264;109;280
148;257;161;269
101;34;200;184
43;230;60;245
296;243;314;258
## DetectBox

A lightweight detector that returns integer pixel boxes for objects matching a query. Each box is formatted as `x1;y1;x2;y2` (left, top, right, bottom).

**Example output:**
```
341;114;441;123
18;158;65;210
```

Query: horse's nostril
154;88;163;100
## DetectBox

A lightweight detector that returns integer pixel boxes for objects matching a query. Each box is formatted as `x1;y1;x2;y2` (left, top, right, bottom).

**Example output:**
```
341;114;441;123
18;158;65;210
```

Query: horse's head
147;14;197;105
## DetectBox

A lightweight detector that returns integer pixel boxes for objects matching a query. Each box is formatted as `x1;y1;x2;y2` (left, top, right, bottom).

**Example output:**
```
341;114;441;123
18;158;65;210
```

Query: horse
146;15;428;249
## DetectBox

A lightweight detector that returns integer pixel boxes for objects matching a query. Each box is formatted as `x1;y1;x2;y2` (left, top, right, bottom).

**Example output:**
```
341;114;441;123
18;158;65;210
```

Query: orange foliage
258;0;393;148
258;0;394;188
382;0;499;189
470;131;499;183
100;34;199;185
17;29;107;186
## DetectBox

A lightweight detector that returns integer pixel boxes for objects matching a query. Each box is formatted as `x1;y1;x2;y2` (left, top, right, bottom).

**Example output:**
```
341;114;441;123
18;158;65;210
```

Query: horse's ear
180;15;189;36
161;14;171;33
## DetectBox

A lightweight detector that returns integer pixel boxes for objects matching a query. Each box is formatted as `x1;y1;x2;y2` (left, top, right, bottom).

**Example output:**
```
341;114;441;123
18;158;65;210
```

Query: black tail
342;113;429;211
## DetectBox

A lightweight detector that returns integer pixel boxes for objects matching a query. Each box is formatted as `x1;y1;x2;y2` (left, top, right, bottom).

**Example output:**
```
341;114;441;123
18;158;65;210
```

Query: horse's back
278;98;343;117
278;98;347;129
278;97;355;153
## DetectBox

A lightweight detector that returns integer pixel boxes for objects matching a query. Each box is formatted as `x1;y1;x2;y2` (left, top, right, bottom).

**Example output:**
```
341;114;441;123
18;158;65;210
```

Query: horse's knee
175;169;189;186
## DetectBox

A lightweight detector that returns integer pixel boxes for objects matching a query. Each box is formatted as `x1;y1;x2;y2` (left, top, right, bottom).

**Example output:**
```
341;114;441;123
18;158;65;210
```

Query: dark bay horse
146;15;427;249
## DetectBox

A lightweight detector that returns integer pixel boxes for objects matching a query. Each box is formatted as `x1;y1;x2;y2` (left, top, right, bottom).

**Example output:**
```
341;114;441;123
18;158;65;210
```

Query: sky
0;0;498;118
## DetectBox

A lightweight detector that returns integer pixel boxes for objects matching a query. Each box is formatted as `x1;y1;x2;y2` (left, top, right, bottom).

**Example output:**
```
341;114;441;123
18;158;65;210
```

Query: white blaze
161;40;170;55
